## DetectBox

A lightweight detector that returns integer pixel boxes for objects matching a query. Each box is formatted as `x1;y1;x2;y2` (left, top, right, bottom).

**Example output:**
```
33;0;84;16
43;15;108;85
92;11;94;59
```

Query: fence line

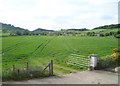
11;60;53;76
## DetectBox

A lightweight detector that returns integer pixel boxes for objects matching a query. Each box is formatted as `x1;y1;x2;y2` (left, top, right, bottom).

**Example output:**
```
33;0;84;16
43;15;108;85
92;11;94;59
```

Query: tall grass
2;66;49;81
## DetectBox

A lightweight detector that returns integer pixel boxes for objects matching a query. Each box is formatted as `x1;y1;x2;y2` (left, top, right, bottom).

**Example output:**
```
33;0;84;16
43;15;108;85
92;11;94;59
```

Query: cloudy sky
0;0;119;30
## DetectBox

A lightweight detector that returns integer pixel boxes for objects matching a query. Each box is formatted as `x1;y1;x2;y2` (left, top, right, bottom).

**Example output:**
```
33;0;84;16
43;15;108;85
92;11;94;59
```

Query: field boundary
2;60;54;81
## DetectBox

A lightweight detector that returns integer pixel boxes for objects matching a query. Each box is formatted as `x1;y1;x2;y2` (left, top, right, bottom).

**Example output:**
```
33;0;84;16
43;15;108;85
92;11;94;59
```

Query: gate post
88;54;98;71
50;60;53;76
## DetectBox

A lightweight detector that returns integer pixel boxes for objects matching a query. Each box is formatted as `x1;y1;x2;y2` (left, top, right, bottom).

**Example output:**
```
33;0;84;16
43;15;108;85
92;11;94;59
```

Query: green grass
2;36;118;80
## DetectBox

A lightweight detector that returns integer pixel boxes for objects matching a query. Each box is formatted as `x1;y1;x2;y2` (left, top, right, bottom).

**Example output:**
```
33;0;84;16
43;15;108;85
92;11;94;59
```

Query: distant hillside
1;23;28;33
1;22;119;37
1;23;54;36
93;24;120;30
65;28;89;31
33;28;54;33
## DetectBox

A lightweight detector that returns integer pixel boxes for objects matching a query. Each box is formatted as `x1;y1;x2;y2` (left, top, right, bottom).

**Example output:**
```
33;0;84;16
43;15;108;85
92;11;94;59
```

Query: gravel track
3;70;118;84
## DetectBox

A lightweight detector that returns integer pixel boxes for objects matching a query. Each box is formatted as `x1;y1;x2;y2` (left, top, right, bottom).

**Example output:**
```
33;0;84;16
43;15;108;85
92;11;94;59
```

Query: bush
114;34;120;38
113;48;120;53
97;55;119;69
112;48;120;59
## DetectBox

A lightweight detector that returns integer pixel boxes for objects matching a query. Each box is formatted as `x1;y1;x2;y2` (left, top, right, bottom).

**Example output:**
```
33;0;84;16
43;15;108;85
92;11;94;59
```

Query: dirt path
3;70;118;84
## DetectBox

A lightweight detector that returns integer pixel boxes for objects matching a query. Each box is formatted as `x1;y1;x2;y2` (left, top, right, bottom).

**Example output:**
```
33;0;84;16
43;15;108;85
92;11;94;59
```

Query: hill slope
33;28;54;33
93;24;119;30
1;23;54;36
1;23;119;36
1;23;27;33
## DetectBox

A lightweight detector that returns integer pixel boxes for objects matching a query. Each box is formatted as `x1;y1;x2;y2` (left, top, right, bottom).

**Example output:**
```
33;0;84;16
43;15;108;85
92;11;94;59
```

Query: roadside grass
2;66;49;81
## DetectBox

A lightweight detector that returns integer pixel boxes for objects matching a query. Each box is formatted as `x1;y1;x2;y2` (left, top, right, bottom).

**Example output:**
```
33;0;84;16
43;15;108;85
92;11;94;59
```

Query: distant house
97;33;104;37
97;34;100;37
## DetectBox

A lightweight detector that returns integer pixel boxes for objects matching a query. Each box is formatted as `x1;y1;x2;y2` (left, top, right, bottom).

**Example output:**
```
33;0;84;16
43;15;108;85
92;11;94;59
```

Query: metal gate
68;54;88;69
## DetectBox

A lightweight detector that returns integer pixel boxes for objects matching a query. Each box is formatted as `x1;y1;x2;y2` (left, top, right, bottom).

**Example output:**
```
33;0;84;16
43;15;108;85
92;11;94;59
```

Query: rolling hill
1;22;119;36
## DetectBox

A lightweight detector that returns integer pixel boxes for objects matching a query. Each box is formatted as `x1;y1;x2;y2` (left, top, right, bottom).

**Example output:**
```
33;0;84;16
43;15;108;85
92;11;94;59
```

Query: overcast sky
0;0;119;30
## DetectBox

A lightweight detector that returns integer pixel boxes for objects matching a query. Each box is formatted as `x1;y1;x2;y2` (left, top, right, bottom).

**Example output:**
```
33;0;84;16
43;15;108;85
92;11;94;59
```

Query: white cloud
0;0;118;30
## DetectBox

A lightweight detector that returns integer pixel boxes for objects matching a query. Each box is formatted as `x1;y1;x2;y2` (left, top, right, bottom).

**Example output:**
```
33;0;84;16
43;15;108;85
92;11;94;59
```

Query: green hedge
97;56;120;69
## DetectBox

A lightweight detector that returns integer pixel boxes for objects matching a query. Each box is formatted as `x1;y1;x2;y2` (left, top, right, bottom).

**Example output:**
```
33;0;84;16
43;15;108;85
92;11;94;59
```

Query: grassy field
2;36;118;76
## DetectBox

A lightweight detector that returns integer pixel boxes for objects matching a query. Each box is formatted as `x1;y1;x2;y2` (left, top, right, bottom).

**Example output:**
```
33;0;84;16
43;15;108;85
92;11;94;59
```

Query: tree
23;30;29;35
16;31;22;35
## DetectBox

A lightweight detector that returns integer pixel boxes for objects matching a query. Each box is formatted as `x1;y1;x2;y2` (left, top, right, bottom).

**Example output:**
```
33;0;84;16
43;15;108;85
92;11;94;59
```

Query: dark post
17;69;20;75
26;62;29;73
50;60;53;76
48;62;51;76
49;60;53;76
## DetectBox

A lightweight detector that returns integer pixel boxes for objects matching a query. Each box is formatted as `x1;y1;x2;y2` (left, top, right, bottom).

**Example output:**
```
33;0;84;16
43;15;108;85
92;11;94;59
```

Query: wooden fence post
49;60;53;76
50;60;53;76
42;60;53;76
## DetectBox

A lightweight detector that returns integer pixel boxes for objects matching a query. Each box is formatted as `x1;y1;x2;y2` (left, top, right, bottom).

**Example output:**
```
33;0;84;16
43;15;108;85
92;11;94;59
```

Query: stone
115;67;120;73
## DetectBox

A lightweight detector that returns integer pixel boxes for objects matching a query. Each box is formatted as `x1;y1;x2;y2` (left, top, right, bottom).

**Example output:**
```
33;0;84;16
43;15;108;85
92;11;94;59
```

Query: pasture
2;36;118;76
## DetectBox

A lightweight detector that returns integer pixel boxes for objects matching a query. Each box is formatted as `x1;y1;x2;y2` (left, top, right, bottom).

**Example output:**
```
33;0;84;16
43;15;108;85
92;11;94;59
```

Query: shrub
112;48;120;58
114;34;120;38
97;55;119;69
112;53;120;58
113;48;120;53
